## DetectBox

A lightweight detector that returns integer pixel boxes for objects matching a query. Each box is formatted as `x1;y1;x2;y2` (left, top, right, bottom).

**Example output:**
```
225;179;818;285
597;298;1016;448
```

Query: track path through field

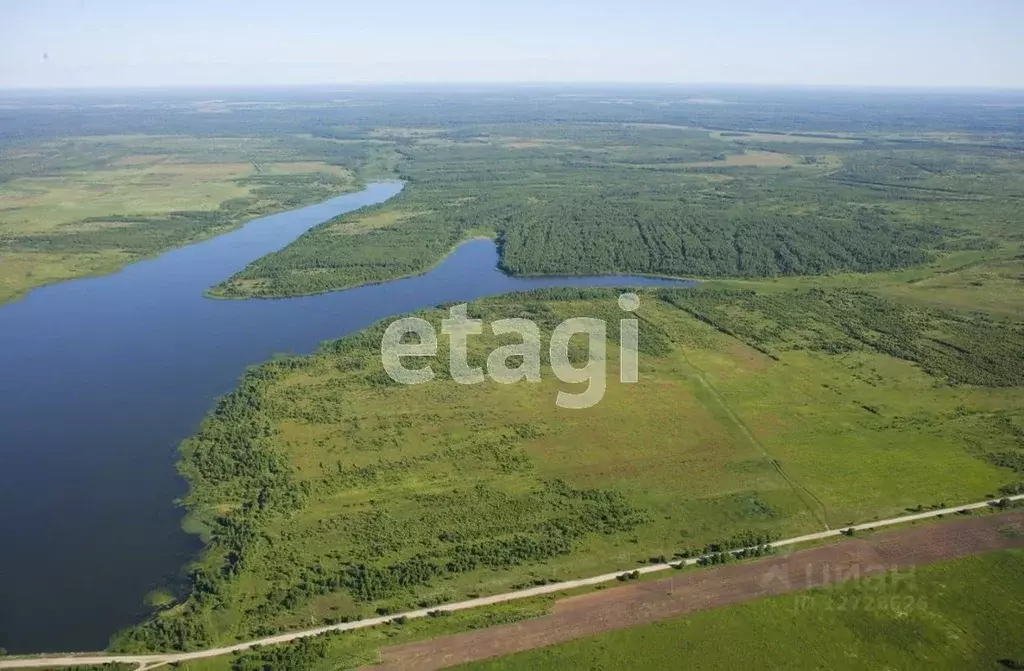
675;349;833;529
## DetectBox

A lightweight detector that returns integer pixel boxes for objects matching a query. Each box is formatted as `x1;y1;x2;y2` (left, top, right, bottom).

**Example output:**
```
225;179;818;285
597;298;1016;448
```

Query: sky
2;0;1023;89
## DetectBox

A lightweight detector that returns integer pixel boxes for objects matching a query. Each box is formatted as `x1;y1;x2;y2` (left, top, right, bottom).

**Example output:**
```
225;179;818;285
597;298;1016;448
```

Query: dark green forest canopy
211;116;1022;297
7;89;1013;298
497;195;940;277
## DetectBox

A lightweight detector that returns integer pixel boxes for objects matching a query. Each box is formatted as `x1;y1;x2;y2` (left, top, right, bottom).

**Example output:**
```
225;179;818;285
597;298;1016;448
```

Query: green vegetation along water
2;87;1022;664
0;134;393;305
113;286;1024;653
0;184;686;655
210;118;1024;300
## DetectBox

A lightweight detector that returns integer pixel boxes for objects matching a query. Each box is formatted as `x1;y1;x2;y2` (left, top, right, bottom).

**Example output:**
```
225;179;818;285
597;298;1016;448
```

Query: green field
0;134;380;304
112;285;1024;652
459;549;1024;671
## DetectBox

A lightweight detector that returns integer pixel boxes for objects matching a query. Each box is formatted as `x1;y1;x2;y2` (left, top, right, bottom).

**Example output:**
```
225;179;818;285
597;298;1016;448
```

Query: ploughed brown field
363;511;1024;671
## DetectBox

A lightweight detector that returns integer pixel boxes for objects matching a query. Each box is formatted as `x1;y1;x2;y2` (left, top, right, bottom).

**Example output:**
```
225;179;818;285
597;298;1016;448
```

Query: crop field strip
368;511;1024;671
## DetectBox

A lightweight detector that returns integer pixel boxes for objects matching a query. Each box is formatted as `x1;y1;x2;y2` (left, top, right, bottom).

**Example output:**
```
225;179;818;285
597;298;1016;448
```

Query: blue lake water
0;181;694;653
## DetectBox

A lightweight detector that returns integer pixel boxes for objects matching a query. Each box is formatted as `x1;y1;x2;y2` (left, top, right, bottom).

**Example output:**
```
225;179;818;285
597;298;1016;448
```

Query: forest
212;116;1021;297
497;195;941;277
4;89;1021;302
4;87;1024;143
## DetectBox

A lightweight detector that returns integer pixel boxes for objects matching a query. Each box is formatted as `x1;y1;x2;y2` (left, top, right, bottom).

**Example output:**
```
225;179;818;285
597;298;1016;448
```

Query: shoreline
0;180;369;309
2;502;1020;666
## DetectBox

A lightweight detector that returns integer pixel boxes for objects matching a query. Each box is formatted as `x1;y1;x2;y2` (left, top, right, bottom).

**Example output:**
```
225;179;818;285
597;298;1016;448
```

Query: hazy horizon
3;81;1024;94
3;0;1023;90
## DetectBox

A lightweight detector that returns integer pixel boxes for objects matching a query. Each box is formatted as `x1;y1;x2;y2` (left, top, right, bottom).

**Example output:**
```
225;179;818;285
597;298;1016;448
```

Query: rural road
2;493;1022;670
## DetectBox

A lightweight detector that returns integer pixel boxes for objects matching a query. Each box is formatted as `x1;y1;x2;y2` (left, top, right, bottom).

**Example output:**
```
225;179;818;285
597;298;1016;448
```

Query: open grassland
0;163;252;231
0;134;381;304
656;289;1024;523
112;286;1024;653
871;255;1024;317
459;547;1024;671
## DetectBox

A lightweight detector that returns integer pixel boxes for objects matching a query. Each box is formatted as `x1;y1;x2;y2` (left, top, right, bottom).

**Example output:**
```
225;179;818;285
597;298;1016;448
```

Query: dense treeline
284;481;644;605
499;196;941;278
113;362;312;652
231;636;330;671
694;545;777;567
214;120;1017;298
675;529;781;558
211;203;469;297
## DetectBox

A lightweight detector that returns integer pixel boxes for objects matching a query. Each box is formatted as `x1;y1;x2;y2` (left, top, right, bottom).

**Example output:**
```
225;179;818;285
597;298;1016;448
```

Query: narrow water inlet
0;182;693;653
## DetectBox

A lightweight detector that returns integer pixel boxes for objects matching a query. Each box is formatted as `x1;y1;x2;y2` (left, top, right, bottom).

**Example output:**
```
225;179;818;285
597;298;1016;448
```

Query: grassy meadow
0;134;373;304
112;286;1023;652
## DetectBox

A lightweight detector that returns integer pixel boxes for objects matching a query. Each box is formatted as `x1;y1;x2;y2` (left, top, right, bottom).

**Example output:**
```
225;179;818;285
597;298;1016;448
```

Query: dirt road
0;496;1021;670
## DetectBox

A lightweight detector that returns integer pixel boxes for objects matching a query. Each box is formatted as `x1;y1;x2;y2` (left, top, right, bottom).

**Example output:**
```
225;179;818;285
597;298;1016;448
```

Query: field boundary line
676;347;833;529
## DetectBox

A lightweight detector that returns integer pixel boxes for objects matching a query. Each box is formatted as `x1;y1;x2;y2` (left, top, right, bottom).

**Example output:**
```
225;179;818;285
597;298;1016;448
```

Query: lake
0;181;693;653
